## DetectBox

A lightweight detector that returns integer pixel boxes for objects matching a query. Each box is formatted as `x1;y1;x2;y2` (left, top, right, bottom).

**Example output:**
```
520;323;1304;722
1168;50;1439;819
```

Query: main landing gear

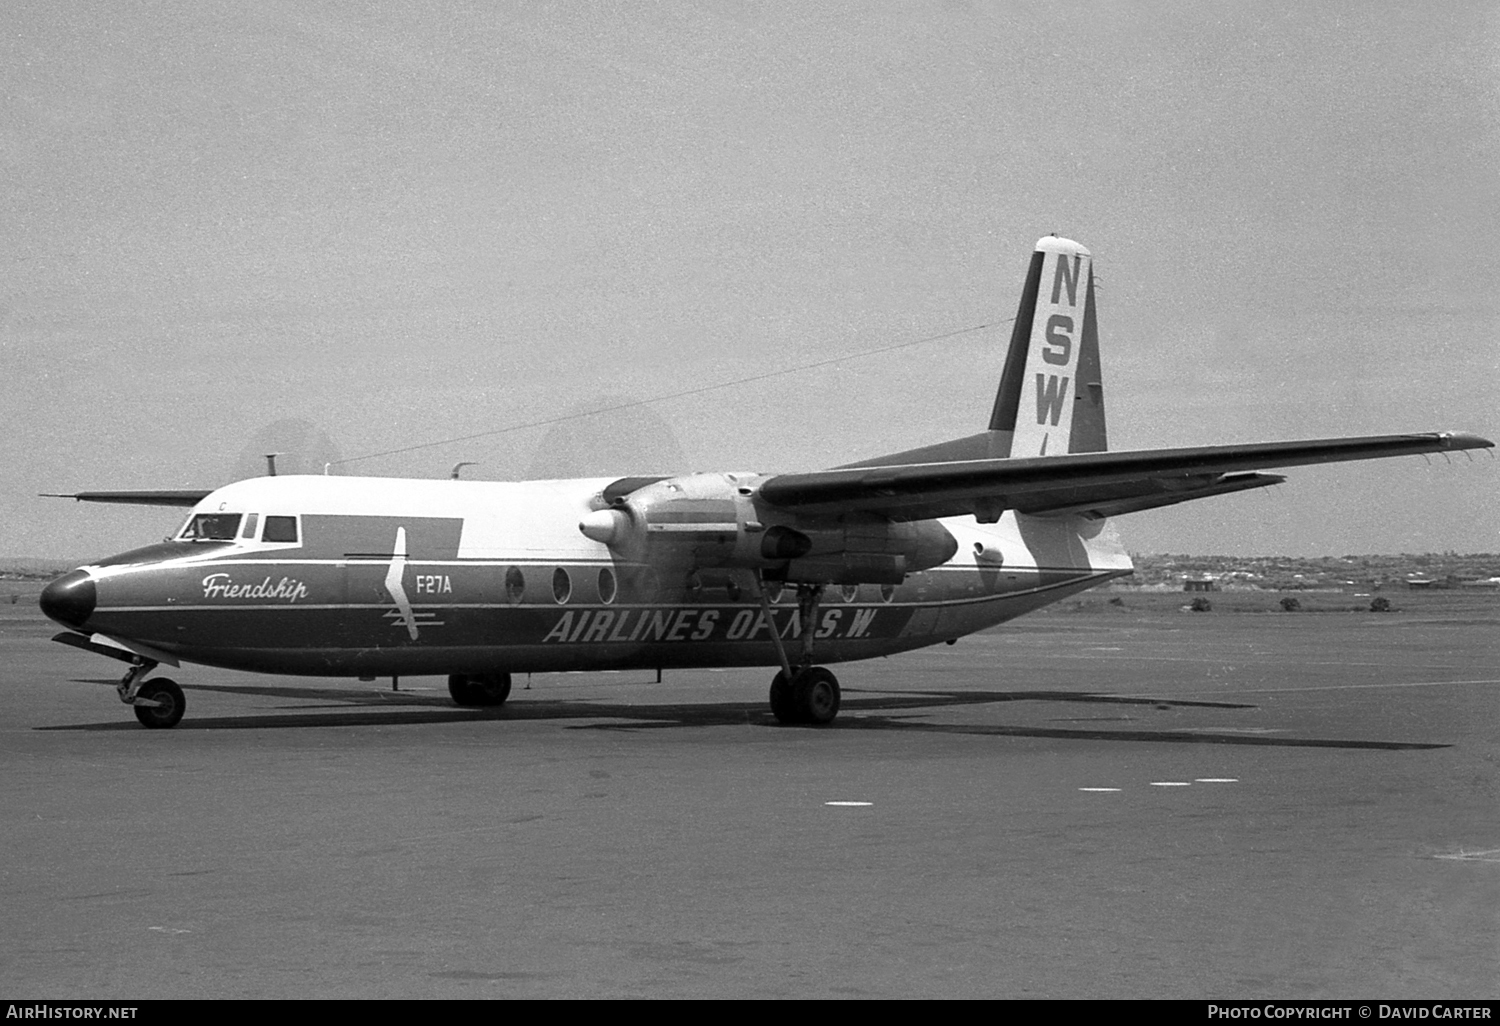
769;665;841;726
119;660;185;729
760;579;842;726
448;672;513;707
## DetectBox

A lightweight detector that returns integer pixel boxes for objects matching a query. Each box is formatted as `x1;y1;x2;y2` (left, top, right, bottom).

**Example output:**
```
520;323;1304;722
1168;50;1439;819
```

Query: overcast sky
4;1;1497;560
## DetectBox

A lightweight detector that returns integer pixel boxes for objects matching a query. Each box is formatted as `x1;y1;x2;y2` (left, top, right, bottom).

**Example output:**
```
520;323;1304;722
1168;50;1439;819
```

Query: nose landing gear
132;678;186;729
118;660;186;729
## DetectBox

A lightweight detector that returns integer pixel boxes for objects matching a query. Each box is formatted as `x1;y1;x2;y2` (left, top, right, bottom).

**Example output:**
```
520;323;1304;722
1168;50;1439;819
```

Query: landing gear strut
759;578;841;726
448;672;513;707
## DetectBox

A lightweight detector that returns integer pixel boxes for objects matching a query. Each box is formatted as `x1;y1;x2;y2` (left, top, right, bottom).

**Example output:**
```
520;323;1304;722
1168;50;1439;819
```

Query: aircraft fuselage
43;473;1133;678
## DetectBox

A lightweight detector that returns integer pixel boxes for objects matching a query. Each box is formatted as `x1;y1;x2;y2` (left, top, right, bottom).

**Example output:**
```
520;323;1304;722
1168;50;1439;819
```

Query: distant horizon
7;550;1500;572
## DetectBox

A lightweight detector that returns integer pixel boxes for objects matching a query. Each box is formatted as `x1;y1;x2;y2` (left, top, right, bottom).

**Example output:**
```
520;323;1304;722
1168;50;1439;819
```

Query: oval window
765;582;784;605
552;567;571;605
505;567;525;604
598;567;617;605
880;583;896;603
840;584;859;603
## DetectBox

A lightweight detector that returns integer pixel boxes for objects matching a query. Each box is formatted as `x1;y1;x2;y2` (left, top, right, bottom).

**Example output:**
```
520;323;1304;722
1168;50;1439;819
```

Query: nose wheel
132;678;185;729
109;659;186;729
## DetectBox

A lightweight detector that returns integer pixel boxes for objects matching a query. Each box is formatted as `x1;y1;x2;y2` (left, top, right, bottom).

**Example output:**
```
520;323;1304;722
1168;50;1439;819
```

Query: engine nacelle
578;473;957;585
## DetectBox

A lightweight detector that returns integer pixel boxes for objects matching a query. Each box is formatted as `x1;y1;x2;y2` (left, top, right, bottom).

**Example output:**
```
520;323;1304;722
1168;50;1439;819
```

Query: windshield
179;513;243;541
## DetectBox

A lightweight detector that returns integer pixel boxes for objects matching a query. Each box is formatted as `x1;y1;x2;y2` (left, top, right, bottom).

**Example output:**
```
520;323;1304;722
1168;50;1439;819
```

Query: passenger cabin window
505;567;525;604
240;514;259;540
180;513;242;541
263;516;299;543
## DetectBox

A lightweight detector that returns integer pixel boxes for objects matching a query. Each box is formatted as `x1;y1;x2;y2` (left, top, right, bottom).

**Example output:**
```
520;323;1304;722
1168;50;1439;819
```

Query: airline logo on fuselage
541;606;881;645
202;572;309;603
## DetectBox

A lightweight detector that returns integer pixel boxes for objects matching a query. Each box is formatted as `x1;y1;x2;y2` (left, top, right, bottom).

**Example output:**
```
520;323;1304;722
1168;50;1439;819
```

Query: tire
133;678;186;729
769;670;799;724
449;673;512;707
793;667;840;726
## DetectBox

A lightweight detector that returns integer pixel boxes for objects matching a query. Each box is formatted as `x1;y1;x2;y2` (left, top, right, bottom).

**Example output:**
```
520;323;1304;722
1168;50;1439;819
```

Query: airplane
38;236;1492;729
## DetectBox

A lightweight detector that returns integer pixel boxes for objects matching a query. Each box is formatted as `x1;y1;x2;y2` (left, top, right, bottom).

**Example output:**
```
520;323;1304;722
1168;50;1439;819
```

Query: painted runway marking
1078;787;1121;792
1435;849;1500;863
1195;778;1238;783
825;801;873;807
1149;781;1190;787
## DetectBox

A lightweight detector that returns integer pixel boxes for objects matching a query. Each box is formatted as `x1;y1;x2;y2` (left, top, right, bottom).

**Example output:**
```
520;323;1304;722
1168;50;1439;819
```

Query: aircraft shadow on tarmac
40;678;1447;750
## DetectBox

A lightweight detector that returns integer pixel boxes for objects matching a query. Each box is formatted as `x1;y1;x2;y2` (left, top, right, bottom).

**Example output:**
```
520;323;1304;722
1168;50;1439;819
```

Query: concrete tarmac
2;590;1498;998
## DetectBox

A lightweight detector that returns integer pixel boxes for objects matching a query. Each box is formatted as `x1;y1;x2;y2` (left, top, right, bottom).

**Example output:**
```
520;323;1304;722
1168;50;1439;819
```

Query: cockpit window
263;515;299;543
240;514;259;540
180;513;242;541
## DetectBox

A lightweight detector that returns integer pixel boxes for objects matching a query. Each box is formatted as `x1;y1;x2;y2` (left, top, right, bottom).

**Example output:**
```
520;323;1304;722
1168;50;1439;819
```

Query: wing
40;490;212;508
756;431;1493;521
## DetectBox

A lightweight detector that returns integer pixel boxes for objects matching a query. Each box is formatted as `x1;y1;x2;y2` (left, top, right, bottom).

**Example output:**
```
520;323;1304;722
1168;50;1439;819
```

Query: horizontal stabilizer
758;431;1492;521
41;490;211;508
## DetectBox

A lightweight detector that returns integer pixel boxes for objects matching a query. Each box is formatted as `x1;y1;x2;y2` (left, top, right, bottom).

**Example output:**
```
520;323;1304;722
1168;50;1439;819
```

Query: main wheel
133;678;186;729
449;673;513;707
793;666;840;726
769;670;799;724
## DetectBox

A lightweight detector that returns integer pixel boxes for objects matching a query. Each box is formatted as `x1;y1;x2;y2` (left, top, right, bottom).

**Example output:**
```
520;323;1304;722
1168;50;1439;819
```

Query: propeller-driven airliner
40;237;1492;728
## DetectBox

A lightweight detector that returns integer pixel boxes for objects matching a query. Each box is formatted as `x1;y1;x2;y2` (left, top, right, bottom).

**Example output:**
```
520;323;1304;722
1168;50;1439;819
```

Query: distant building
1183;577;1219;593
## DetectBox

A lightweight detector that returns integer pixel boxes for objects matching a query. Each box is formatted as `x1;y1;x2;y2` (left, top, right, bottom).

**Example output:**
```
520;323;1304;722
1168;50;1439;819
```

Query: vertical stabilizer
990;237;1106;457
836;235;1107;471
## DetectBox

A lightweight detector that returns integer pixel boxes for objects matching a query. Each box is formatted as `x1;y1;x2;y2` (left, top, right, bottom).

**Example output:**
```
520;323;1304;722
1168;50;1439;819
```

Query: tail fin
991;236;1107;457
836;235;1107;470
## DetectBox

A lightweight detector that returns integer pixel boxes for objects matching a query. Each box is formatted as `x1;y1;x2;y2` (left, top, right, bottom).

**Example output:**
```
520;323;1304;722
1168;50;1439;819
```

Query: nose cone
40;570;96;630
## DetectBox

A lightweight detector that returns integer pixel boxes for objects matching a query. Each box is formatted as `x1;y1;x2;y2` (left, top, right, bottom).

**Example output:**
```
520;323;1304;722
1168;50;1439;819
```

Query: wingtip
1438;431;1494;449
